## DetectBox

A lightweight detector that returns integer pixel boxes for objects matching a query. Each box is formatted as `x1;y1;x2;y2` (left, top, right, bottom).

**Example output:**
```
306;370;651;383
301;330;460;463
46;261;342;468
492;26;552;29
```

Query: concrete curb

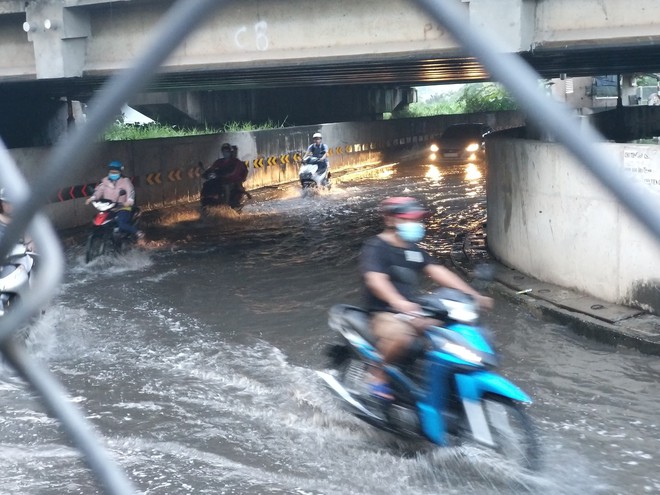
450;227;660;356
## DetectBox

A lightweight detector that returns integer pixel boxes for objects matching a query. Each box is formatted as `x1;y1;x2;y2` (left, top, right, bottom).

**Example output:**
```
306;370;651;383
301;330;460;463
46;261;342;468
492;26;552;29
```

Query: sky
415;83;465;102
121;105;153;125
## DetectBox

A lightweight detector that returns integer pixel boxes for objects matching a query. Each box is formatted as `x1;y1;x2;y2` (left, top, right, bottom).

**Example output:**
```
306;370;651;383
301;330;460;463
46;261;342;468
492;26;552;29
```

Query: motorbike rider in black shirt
359;197;493;400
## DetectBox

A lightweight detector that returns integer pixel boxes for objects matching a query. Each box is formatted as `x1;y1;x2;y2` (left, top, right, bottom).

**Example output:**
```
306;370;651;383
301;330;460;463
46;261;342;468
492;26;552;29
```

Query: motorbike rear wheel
481;394;541;471
112;230;135;257
85;231;108;263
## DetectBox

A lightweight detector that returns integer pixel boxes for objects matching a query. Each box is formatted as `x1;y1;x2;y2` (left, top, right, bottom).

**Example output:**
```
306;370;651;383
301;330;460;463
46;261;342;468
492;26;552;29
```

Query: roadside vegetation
387;82;518;119
102;83;517;140
102;118;289;141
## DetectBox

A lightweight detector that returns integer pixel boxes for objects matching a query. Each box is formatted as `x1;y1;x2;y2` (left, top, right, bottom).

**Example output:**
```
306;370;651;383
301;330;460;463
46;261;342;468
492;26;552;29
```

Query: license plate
444;152;459;157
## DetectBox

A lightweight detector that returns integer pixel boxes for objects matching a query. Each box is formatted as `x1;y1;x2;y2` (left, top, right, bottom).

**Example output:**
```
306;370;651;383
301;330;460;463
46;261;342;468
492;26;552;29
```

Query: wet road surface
1;160;659;494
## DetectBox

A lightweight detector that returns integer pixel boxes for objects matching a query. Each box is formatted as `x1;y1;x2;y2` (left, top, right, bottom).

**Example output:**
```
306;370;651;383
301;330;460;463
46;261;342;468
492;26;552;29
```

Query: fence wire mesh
0;0;659;493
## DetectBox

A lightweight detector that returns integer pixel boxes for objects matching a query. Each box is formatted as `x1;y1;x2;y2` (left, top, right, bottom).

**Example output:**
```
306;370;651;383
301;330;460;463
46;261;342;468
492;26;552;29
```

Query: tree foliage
635;74;659;87
388;82;517;119
458;83;518;112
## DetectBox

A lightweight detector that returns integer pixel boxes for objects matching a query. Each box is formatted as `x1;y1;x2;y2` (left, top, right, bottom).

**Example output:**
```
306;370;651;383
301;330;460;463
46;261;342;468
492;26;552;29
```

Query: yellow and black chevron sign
267;156;278;167
335;146;343;154
280;154;290;165
146;172;162;185
293;152;302;162
188;166;201;179
167;169;183;181
253;157;265;168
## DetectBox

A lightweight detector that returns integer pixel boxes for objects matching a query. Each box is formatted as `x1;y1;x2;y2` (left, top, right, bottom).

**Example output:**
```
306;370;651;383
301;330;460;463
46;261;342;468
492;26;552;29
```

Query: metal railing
1;0;659;493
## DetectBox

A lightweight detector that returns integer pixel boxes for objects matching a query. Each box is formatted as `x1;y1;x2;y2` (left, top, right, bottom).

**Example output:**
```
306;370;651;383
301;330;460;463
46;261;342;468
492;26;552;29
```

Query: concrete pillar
24;2;90;78
468;0;535;52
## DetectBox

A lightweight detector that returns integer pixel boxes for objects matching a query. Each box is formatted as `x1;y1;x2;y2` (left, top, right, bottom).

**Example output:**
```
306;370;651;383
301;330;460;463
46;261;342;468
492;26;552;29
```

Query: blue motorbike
318;287;541;471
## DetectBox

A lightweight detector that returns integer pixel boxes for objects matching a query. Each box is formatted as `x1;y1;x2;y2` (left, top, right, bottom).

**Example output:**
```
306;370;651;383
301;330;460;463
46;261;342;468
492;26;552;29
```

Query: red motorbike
85;199;141;263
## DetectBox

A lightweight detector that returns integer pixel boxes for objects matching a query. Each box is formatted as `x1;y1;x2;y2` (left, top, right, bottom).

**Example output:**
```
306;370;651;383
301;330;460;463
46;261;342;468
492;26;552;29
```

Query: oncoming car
429;123;493;165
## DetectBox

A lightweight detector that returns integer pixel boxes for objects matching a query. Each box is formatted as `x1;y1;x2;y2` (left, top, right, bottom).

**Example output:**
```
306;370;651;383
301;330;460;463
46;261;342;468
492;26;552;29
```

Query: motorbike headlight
442;342;482;364
430;144;439;152
465;143;480;152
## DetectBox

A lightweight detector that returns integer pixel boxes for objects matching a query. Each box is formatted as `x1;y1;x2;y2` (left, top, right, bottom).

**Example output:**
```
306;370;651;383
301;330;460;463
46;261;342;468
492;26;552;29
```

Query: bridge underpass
3;0;657;493
3;0;660;146
3;0;660;314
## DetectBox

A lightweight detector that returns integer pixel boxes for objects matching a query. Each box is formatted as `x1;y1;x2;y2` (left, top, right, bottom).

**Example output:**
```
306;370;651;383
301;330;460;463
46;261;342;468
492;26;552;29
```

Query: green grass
222;118;289;132
102;118;289;141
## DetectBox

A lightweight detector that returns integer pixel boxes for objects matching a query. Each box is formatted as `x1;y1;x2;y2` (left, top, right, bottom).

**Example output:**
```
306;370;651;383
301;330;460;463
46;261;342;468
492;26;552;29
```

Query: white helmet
313;132;322;139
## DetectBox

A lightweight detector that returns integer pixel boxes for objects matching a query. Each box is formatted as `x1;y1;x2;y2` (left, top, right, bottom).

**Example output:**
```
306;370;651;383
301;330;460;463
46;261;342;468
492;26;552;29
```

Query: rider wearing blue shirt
303;132;329;175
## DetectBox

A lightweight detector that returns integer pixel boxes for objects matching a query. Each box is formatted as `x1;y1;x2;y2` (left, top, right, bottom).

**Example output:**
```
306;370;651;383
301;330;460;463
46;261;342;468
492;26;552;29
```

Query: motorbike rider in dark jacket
203;143;249;208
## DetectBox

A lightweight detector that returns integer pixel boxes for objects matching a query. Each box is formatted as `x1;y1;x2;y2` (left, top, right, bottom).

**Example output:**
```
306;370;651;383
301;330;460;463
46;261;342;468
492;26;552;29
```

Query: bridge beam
130;87;417;127
4;0;660;88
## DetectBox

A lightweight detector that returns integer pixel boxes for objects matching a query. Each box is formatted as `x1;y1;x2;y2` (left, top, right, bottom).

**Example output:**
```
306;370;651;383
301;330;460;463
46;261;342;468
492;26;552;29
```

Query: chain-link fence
1;1;659;493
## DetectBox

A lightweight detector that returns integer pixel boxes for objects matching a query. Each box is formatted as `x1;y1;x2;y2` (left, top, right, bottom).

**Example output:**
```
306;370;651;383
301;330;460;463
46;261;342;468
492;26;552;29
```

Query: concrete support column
467;0;534;52
25;2;90;78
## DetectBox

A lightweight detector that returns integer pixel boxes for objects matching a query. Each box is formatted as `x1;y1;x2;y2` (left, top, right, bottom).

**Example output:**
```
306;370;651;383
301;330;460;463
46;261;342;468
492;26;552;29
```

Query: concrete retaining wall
9;110;524;230
487;138;660;313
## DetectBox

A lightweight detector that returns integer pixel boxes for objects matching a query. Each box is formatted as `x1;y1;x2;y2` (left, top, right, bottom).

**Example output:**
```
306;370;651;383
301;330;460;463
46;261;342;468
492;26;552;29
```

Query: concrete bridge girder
130;87;416;127
3;0;660;82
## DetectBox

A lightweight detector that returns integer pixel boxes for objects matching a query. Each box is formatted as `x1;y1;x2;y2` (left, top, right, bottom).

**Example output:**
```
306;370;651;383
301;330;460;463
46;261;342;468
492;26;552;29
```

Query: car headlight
430;144;439;152
465;143;480;152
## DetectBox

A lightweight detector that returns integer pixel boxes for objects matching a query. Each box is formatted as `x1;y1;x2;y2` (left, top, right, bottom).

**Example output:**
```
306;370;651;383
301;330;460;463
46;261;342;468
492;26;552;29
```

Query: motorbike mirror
119;189;127;195
473;263;494;282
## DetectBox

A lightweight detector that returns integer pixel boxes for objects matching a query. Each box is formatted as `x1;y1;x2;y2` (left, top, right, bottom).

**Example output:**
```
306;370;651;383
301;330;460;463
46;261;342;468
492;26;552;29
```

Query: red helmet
380;197;430;219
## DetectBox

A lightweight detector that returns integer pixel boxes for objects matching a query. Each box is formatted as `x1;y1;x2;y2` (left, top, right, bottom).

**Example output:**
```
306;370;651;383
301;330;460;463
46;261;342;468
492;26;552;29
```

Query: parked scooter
85;199;141;263
318;284;541;470
0;243;36;316
299;156;331;191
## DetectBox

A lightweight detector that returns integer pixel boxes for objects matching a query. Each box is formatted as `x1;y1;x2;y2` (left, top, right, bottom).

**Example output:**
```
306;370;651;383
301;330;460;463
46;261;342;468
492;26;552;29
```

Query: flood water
1;160;659;494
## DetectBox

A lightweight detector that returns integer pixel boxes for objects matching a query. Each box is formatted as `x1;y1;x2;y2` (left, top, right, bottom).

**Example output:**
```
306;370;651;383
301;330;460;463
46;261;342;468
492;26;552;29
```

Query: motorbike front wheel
85;232;107;263
481;394;541;471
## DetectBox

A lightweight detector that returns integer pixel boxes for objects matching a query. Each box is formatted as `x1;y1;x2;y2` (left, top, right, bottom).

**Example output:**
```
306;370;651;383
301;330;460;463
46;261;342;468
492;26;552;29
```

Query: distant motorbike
299;156;331;191
0;243;36;316
85;199;141;263
318;286;541;471
200;171;250;212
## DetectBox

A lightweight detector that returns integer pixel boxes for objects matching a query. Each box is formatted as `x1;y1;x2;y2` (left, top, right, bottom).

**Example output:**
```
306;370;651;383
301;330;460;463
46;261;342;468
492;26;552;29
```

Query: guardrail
1;0;659;493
